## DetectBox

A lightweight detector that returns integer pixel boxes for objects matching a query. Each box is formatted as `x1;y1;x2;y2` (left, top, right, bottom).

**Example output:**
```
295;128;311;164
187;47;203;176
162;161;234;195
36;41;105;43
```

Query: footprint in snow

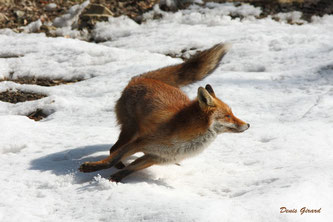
252;178;279;186
260;136;276;143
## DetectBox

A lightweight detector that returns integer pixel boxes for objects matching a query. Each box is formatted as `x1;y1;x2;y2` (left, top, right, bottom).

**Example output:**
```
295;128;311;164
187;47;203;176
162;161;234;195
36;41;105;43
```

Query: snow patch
53;0;90;28
92;16;139;42
0;3;332;222
22;19;42;33
1;144;27;154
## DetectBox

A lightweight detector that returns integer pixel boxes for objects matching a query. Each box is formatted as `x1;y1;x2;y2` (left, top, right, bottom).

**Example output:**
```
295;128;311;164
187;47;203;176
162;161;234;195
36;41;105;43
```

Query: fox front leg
109;155;156;182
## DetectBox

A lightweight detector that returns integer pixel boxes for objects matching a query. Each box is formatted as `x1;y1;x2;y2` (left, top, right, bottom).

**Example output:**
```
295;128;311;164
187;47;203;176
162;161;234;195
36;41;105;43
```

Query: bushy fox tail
141;43;231;87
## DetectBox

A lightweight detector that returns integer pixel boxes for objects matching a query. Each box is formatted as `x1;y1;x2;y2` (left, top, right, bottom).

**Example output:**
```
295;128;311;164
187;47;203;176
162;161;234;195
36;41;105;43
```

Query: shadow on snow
29;144;171;187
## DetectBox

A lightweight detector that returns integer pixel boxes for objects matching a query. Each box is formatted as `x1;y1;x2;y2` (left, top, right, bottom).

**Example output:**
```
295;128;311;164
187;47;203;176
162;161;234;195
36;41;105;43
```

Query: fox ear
205;84;216;97
198;87;215;108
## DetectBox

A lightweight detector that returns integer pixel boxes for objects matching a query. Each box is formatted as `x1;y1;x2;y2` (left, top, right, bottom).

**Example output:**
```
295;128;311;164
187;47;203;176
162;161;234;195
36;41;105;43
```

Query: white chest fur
144;128;217;164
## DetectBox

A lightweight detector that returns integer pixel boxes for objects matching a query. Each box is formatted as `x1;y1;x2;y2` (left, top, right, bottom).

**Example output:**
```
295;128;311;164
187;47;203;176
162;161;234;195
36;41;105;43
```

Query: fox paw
109;174;122;183
79;162;102;173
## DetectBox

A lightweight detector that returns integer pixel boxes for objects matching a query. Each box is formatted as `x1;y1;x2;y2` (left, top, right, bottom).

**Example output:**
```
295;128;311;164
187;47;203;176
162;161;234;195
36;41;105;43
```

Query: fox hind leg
79;152;121;173
110;125;139;169
79;144;137;173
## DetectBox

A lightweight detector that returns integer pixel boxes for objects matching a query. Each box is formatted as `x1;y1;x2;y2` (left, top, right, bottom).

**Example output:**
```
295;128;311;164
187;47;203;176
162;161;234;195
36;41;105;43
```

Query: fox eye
225;115;231;118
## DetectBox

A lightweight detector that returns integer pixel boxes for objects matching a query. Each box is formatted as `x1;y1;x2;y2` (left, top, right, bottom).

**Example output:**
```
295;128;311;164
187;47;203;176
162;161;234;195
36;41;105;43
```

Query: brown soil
207;0;333;20
94;0;158;22
1;0;332;37
0;76;84;87
0;0;86;30
0;75;83;121
0;0;158;30
27;108;48;121
0;89;47;104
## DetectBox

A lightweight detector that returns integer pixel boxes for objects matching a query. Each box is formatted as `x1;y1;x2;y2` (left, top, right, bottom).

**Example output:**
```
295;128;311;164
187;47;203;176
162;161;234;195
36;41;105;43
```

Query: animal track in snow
260;136;276;143
252;178;279;186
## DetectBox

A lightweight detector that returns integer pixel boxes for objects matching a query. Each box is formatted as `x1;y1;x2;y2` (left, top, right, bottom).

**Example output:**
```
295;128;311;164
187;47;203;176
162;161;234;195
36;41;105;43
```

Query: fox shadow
29;144;171;187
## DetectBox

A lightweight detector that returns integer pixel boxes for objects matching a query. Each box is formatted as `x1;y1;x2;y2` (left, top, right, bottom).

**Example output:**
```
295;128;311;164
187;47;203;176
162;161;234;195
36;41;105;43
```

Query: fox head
198;84;250;134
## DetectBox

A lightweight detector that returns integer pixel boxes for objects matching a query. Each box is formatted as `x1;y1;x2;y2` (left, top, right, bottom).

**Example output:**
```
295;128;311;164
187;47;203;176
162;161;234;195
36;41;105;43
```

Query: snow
1;2;333;222
53;0;90;28
93;16;140;42
273;11;305;24
45;3;57;12
22;19;42;33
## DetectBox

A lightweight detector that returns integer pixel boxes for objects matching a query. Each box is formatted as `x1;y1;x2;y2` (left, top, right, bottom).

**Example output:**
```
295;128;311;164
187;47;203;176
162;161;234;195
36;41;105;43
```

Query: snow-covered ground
1;3;333;222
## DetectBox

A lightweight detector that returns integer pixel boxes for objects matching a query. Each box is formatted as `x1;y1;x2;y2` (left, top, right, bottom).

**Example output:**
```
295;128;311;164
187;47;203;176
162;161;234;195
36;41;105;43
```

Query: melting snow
0;3;333;222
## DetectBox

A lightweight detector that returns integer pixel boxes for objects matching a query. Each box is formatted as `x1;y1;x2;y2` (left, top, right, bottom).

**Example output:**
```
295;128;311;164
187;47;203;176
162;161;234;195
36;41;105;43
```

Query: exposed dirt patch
93;0;159;23
27;108;49;121
0;0;158;31
1;0;332;40
0;89;47;104
207;0;333;21
1;76;84;87
0;0;86;30
0;54;23;59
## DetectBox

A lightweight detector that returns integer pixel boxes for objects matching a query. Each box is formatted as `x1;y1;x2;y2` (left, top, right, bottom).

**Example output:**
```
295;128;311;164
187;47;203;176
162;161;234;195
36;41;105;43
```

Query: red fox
79;43;250;182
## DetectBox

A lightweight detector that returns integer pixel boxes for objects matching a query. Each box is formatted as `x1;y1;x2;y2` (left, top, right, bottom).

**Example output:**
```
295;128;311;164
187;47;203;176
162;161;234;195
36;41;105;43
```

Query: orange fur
79;43;249;182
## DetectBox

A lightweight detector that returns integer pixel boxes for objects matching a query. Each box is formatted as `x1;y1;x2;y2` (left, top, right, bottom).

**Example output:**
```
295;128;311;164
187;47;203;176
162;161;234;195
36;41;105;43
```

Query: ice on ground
93;16;140;42
273;11;305;24
45;3;57;12
22;19;42;33
53;0;90;28
0;2;333;222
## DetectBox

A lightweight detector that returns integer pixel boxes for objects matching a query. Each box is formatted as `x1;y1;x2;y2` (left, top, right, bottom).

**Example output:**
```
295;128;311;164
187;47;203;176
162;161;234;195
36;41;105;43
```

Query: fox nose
238;123;250;132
